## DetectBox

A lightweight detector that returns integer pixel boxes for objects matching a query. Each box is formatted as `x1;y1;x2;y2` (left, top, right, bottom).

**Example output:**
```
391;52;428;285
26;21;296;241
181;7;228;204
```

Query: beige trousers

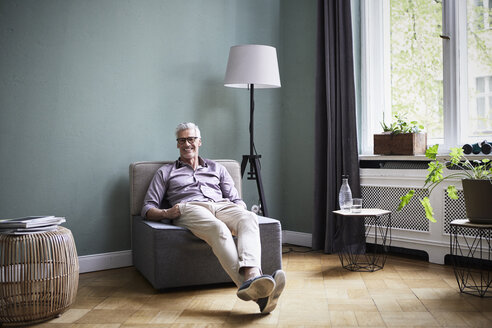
176;201;261;287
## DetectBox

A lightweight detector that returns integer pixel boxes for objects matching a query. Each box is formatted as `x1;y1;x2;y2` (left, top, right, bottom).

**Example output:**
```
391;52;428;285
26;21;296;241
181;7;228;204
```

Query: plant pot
462;179;492;224
373;132;427;155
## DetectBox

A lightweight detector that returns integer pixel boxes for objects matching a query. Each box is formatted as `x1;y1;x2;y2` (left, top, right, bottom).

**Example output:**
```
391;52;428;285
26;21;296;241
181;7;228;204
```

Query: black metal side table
333;208;392;272
449;219;492;297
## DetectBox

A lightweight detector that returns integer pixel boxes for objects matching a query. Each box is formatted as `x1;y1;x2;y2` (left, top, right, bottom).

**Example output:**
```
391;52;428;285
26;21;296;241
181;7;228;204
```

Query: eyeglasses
176;137;199;144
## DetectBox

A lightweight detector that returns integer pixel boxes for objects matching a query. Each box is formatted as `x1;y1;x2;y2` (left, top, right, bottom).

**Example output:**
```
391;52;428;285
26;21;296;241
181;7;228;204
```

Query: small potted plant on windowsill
374;114;427;155
398;144;492;224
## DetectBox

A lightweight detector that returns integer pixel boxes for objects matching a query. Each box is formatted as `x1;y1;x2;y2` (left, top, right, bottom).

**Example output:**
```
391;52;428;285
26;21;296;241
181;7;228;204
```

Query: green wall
278;0;317;233
0;0;316;256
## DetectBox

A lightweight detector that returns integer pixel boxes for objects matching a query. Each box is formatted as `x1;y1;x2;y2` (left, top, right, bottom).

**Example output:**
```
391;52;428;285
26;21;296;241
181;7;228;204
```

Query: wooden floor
34;245;492;328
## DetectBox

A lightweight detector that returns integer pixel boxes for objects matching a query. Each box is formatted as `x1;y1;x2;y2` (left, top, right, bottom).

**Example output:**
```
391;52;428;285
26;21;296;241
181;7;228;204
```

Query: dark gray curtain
313;0;364;253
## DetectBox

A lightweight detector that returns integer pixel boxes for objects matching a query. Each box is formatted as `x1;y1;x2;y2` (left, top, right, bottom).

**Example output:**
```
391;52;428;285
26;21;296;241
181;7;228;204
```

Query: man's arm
141;165;181;220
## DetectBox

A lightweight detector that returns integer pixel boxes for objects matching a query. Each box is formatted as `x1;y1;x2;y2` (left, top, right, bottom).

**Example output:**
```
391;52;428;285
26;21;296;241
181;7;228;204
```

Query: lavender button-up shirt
141;157;246;218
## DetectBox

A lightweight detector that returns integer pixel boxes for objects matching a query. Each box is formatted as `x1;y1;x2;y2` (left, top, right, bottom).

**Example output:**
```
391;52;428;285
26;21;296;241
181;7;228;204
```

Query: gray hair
175;122;201;138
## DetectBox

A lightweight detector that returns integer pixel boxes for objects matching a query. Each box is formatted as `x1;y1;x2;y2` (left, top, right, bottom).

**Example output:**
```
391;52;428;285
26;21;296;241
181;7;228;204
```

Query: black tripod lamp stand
224;44;281;217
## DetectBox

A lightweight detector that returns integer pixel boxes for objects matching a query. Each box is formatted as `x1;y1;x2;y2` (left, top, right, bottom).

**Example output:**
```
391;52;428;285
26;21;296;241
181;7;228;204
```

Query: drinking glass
352;198;362;213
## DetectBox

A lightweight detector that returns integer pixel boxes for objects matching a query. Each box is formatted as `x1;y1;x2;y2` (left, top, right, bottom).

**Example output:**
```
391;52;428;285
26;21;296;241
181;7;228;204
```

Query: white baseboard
282;230;312;248
78;250;133;273
78;230;314;273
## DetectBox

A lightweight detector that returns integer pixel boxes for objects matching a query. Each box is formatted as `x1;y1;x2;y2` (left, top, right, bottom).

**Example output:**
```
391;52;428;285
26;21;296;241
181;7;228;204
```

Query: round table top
333;208;391;217
449;219;492;229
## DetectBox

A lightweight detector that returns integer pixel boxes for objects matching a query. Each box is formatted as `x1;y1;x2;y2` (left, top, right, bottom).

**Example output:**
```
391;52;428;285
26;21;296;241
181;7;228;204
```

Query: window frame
359;0;472;155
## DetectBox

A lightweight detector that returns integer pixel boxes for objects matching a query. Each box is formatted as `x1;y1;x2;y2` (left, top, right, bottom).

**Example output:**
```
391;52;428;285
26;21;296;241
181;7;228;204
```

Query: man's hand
146;204;181;221
163;204;181;219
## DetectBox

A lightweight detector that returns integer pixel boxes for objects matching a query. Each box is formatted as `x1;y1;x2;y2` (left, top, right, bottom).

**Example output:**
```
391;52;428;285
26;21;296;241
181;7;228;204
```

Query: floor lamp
224;44;281;217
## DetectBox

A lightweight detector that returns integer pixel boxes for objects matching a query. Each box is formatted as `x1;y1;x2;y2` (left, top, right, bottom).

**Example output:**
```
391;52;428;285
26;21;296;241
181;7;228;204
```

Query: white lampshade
224;44;281;89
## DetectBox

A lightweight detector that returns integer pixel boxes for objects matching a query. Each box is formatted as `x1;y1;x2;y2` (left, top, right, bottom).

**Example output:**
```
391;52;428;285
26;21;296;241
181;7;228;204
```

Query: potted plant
374;114;427;155
398;144;492;223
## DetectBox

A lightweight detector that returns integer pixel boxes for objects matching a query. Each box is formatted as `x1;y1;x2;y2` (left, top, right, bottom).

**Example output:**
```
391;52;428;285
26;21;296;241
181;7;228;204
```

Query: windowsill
360;154;492;161
360;154;428;161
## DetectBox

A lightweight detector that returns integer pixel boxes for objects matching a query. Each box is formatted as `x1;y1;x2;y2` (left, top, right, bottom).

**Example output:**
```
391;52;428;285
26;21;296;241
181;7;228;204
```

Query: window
474;76;492;133
471;0;492;30
360;0;492;154
389;0;443;143
467;0;492;139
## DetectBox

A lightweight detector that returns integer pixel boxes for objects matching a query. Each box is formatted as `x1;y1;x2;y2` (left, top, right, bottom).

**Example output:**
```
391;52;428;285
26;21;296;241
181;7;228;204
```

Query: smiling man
141;122;285;314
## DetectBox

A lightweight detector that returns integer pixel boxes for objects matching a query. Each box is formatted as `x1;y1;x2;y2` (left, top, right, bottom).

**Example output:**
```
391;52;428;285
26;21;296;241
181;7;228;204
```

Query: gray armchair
129;159;282;290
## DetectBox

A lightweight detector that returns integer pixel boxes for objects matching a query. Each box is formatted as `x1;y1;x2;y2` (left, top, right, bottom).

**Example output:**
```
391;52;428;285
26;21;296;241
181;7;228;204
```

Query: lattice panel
443;190;480;237
382;161;429;169
361;186;429;232
444;189;465;233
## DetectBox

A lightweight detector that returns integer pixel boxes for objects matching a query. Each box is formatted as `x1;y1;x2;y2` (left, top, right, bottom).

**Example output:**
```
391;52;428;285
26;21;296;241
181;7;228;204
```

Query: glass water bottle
339;175;353;212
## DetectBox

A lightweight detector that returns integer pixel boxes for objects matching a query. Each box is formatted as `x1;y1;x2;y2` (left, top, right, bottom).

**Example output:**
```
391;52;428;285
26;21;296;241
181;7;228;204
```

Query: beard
180;148;196;159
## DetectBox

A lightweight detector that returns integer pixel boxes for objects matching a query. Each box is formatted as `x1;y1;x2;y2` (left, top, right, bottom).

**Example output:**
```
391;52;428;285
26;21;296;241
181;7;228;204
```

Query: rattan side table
333;208;392;272
0;226;79;326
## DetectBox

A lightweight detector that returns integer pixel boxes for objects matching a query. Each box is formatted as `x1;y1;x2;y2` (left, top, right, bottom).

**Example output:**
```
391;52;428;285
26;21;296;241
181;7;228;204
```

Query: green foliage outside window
390;0;443;141
390;0;492;142
467;1;492;136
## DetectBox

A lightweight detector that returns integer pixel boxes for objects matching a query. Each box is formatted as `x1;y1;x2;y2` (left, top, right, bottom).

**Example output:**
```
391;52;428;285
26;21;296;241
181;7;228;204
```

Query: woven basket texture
0;226;79;326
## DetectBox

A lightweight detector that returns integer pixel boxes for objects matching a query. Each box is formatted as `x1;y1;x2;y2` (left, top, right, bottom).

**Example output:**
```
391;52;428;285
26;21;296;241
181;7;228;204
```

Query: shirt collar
176;156;207;168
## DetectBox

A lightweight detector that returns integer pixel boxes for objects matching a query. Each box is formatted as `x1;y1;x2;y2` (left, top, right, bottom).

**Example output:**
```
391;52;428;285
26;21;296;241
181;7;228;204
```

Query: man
141;122;285;313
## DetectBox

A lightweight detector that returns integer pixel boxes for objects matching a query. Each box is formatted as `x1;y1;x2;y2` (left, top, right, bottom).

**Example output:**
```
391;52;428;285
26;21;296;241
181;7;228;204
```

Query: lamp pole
240;83;269;217
224;44;280;218
250;84;255;157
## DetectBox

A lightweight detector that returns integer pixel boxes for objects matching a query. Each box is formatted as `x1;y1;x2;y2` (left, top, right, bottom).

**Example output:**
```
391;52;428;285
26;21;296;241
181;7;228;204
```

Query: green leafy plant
398;144;492;222
380;114;425;135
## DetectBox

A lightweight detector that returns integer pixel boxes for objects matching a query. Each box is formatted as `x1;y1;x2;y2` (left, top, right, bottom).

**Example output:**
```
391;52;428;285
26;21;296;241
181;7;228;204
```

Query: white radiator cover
360;167;467;264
